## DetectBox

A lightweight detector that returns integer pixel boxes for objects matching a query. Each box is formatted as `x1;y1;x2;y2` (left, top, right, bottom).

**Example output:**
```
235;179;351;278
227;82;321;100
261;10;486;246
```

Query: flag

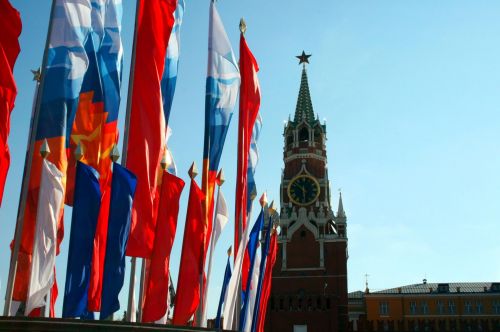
215;256;232;329
222;217;252;330
201;188;229;326
250;220;273;332
14;0;92;300
243;252;261;332
240;210;265;331
142;171;185;323
172;178;205;326
235;32;261;255
63;161;101;318
202;1;240;265
25;159;64;315
66;0;123;204
125;0;177;258
100;163;137;320
246;114;262;217
255;230;278;332
161;0;184;127
0;0;21;205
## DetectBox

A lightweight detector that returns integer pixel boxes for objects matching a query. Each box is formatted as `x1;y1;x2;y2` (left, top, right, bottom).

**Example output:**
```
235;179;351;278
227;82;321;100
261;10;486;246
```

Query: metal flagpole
3;0;57;316
123;0;140;323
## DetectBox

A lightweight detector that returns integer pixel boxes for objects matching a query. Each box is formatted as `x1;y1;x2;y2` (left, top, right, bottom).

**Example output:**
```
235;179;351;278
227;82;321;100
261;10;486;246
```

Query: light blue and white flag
247;113;263;216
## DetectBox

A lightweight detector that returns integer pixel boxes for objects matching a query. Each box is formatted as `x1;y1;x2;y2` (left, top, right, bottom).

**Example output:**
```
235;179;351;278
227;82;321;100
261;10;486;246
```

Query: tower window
287;134;293;146
300;230;306;238
299;127;308;142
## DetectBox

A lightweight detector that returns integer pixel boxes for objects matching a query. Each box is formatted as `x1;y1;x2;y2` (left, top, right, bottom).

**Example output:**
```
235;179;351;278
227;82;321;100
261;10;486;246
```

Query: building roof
293;66;315;124
368;282;500;295
348;291;365;299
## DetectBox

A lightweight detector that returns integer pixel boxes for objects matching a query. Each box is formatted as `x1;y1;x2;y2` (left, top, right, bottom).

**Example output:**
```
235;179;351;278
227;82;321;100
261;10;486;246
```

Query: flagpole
3;0;56;316
123;0;140;322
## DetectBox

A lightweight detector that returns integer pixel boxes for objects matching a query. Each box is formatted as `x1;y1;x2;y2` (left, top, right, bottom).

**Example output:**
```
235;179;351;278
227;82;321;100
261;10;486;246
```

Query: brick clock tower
265;52;348;332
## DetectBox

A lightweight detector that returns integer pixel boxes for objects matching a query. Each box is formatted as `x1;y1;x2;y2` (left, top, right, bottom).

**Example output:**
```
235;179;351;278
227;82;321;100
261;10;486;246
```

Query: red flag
142;171;185;322
235;33;260;254
87;179;111;311
256;231;278;332
172;179;205;326
0;0;21;205
125;0;177;258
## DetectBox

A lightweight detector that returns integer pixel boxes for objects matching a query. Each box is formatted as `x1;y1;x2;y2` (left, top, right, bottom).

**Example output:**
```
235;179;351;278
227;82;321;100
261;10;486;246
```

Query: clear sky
2;0;500;319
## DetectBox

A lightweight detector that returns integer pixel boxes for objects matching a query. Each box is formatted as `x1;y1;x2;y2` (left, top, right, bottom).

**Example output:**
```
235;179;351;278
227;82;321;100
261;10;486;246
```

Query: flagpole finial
216;169;225;186
40;139;50;159
74;142;84;161
110;144;120;162
268;200;277;215
227;246;232;257
160;151;168;170
296;51;312;66
188;162;198;179
259;192;268;208
239;18;247;34
31;68;41;82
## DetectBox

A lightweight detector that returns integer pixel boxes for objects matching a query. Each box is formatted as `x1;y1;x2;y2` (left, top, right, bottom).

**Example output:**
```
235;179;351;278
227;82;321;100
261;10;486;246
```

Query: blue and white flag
247;113;263;216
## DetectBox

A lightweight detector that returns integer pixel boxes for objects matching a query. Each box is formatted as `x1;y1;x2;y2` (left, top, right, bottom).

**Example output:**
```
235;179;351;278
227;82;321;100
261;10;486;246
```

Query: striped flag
15;0;92;302
202;0;240;265
215;256;232;329
246;114;262;217
25;159;64;315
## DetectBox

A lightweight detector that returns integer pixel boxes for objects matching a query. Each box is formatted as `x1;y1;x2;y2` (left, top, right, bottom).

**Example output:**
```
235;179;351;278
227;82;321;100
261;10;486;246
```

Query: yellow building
357;281;500;331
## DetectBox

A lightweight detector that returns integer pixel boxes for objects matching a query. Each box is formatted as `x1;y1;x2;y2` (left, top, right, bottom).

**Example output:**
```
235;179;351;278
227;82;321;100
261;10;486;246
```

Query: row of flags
1;0;280;330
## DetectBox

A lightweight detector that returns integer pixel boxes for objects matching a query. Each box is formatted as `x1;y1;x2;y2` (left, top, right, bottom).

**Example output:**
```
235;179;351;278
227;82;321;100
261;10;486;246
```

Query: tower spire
337;191;346;218
294;51;314;124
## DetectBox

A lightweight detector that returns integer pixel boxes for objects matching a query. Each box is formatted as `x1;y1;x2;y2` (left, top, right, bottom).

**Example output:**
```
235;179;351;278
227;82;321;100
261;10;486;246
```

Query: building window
299;127;308;142
464;301;472;314
410;301;417;315
493;300;500;314
436;300;444;314
421;301;429;315
448;300;456;314
476;301;483;314
379;301;389;315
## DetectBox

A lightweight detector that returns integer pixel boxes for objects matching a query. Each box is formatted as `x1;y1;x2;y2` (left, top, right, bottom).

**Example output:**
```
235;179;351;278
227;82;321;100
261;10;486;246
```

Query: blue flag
251;217;273;332
99;163;137;320
63;161;101;318
240;209;265;331
215;256;232;329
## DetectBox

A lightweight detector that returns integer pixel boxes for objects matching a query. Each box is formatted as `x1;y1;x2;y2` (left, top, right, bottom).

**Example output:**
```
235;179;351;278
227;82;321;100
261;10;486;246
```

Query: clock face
287;175;320;206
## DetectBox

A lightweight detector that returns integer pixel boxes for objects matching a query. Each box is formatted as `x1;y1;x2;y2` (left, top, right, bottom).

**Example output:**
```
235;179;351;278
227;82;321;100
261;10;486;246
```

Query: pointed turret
294;65;315;124
337;192;346;218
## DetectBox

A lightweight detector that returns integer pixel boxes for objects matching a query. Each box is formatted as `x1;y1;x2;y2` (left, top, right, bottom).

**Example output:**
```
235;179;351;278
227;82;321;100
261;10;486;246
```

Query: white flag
222;221;251;330
25;159;64;315
201;189;229;327
243;252;261;332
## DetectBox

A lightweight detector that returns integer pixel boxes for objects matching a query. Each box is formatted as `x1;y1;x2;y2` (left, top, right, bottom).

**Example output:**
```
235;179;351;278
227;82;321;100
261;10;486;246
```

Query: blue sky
2;0;500;319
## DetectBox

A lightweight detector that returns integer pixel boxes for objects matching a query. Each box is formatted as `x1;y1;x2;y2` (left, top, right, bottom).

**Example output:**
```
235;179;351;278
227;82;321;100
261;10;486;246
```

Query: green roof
293;66;315;124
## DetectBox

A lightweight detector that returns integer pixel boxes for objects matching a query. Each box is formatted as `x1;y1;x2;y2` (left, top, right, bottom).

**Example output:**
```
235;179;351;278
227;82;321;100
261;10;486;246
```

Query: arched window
299;127;308;142
287;134;293;146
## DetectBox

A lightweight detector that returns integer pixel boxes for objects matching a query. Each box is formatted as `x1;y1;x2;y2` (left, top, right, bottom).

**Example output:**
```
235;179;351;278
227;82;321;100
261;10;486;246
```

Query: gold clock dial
287;175;320;206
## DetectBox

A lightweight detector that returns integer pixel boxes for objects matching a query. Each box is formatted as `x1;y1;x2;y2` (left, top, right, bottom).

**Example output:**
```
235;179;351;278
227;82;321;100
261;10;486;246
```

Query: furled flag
172;176;205;326
202;0;240;264
246;114;262;218
142;171;185;323
125;0;177;258
14;0;92;300
235;30;261;255
221;212;253;330
251;219;273;332
49;268;58;318
243;252;261;332
63;161;101;318
201;187;229;326
215;255;232;329
25;158;64;315
255;228;278;332
240;210;265;331
99;163;137;320
66;0;123;204
161;0;184;127
0;0;21;206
